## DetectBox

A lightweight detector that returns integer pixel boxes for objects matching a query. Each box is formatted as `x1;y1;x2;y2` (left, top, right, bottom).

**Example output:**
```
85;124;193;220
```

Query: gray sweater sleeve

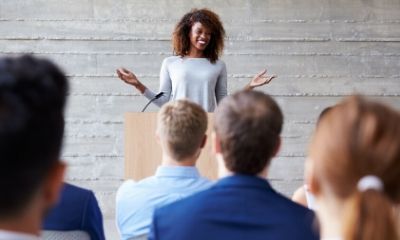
143;58;171;107
215;61;227;103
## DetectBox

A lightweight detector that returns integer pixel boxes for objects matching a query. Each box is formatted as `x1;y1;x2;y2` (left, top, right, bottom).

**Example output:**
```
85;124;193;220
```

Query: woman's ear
305;157;320;196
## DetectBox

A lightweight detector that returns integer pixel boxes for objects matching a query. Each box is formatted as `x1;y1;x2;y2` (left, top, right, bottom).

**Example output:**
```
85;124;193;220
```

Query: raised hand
245;69;277;90
116;68;146;93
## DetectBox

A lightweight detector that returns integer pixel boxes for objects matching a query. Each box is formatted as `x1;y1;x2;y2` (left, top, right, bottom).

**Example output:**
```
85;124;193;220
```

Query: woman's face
189;22;212;52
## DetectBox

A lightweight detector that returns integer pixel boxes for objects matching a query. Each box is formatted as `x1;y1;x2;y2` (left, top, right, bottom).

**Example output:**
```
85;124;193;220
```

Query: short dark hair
0;55;68;218
172;8;225;63
214;91;283;175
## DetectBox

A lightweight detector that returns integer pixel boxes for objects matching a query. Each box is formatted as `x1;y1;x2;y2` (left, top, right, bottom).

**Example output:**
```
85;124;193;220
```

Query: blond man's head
157;100;208;161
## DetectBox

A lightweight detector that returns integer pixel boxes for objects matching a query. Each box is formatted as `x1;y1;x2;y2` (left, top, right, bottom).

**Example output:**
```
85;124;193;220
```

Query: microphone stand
141;92;164;112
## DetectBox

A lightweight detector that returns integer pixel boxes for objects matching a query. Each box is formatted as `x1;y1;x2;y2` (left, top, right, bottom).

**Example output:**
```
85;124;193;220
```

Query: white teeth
198;40;206;44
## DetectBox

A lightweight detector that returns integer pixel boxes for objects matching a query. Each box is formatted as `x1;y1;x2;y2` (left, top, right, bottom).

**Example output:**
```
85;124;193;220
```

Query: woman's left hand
245;69;277;90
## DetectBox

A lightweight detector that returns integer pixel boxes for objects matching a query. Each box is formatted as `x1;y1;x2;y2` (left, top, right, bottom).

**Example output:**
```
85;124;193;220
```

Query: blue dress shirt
116;166;212;240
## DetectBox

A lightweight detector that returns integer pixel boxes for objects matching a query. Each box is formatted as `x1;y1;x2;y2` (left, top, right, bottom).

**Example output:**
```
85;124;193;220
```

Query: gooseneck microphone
141;92;164;112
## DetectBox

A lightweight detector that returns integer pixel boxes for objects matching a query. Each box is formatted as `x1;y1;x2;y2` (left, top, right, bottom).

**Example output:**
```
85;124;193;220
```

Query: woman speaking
117;8;275;112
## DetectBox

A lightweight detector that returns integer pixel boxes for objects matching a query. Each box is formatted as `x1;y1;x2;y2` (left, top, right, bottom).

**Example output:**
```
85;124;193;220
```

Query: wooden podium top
124;112;218;181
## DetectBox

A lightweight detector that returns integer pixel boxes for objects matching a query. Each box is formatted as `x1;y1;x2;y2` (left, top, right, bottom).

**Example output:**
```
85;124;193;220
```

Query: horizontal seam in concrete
63;154;124;158
66;177;124;181
2;36;400;42
62;120;321;126
0;36;340;42
65;133;305;139
67;93;400;97
0;37;171;41
65;120;123;124
337;38;400;42
1;18;400;24
65;74;400;78
65;134;114;138
3;51;400;57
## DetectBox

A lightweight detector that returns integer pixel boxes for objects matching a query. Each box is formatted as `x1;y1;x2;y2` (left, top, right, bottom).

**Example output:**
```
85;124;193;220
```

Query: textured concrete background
1;0;399;238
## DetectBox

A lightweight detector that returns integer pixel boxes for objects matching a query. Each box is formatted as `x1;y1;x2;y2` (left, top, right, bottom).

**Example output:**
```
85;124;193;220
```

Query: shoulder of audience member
116;176;158;196
153;183;214;217
274;189;313;211
62;183;93;200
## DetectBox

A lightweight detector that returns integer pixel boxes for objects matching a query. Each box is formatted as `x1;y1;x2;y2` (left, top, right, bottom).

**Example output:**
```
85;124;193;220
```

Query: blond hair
157;100;207;161
310;95;400;240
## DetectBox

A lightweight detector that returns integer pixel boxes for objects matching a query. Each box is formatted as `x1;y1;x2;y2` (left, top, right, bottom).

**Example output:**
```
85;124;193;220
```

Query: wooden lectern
124;112;218;181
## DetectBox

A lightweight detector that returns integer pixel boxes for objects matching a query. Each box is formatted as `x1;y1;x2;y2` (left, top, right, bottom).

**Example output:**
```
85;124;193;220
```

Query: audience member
116;100;212;240
43;183;105;240
0;55;67;239
149;91;319;240
305;96;400;240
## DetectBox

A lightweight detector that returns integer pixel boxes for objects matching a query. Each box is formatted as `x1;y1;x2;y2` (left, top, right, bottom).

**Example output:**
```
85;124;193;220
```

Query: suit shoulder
154;186;211;217
277;191;312;210
63;183;93;199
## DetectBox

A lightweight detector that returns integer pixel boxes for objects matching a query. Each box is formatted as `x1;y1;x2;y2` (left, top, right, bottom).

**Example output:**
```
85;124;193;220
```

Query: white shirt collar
0;230;39;240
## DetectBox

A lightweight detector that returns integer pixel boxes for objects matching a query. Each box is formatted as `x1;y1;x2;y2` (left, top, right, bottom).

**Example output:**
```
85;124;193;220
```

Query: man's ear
271;136;281;158
199;134;207;149
212;131;222;155
43;161;66;208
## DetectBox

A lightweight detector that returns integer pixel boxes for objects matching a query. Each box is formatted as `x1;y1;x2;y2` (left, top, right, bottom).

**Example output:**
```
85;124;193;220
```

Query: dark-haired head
0;55;68;219
214;91;283;175
172;8;225;63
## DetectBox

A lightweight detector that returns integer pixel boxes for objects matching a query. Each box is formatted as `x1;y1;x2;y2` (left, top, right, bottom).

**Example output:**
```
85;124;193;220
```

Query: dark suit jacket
149;175;319;240
43;183;105;240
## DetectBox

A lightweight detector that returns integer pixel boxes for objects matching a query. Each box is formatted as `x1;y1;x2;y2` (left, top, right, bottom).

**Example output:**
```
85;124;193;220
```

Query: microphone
141;92;164;112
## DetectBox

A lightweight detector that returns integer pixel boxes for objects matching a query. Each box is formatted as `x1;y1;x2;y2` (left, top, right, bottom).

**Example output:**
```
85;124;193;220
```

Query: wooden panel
124;112;217;181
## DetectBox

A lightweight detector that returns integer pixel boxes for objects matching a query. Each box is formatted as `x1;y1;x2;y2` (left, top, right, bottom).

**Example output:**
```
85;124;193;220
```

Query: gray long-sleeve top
143;56;227;112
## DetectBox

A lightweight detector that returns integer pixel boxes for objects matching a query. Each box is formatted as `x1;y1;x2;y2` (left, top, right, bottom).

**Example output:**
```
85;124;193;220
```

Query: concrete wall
1;0;399;238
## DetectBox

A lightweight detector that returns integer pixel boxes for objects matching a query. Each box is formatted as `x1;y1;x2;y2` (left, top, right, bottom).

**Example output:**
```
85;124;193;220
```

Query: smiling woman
116;8;275;112
189;22;212;55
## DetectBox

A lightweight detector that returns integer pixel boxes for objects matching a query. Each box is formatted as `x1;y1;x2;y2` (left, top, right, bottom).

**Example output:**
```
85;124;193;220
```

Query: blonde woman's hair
157;99;207;161
310;95;400;240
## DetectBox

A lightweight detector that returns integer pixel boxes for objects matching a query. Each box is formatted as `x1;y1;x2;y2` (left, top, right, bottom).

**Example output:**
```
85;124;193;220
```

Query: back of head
214;91;283;175
310;95;400;240
0;55;68;218
157;99;207;161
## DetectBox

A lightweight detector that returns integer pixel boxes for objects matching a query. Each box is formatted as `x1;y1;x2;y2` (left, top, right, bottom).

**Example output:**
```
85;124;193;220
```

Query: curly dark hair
172;8;225;63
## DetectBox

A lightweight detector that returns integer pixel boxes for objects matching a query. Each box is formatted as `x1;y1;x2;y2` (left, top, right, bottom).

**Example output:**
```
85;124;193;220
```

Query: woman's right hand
116;68;146;93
